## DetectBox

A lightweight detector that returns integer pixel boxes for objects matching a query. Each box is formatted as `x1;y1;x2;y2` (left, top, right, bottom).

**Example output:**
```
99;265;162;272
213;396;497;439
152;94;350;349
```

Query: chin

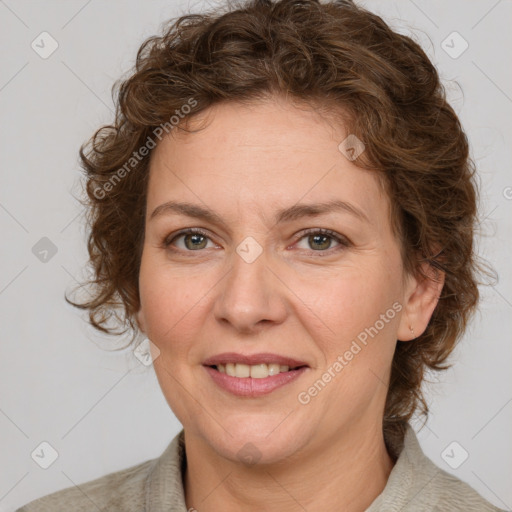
197;414;311;466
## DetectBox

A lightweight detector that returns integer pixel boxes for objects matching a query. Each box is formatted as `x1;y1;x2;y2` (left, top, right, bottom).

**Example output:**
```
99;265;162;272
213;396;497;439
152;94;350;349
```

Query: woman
17;0;505;510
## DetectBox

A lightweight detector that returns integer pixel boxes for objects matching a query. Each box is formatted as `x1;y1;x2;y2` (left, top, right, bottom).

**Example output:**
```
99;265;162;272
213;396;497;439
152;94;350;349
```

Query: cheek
298;263;402;348
138;261;204;346
304;268;403;404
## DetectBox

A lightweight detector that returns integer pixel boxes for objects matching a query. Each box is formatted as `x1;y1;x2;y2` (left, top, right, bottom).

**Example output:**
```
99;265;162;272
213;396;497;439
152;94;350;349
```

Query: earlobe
397;263;445;342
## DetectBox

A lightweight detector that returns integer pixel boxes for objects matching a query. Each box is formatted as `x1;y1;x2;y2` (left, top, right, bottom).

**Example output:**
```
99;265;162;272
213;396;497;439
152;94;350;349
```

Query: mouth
207;362;307;378
202;353;309;397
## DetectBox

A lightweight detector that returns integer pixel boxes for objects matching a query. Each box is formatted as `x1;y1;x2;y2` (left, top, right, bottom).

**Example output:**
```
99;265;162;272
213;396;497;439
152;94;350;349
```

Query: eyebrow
150;199;370;226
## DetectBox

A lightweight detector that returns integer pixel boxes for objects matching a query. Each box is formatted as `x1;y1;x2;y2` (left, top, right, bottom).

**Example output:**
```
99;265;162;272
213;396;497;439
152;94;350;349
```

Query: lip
204;365;309;397
202;352;308;368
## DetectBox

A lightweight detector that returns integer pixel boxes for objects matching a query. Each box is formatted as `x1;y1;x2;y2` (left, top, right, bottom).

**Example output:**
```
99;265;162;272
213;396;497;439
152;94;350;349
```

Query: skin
136;95;444;512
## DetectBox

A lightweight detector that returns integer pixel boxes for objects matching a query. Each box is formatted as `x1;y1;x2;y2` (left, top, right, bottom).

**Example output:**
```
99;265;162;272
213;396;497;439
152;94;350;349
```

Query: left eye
295;229;348;252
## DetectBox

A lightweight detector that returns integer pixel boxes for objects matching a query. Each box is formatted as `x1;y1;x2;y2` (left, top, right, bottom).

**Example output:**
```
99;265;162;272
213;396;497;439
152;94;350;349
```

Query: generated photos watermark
93;97;198;200
297;301;403;405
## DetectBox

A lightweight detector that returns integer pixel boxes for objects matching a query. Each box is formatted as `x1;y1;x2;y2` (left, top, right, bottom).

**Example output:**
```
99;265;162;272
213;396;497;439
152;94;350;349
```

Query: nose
213;245;288;334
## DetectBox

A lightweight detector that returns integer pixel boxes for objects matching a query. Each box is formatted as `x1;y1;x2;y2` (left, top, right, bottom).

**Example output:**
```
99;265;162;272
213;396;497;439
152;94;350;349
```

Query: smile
215;362;302;378
202;352;310;397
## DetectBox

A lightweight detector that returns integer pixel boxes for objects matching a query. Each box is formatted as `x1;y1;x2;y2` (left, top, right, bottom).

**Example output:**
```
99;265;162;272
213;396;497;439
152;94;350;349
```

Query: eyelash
162;228;351;256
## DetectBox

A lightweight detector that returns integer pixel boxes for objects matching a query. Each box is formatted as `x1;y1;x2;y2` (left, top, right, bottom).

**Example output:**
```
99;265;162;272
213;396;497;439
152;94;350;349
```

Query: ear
397;262;445;341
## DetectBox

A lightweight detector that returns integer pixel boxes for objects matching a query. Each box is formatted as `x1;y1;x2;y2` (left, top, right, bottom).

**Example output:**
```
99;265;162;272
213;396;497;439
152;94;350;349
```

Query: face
136;96;439;464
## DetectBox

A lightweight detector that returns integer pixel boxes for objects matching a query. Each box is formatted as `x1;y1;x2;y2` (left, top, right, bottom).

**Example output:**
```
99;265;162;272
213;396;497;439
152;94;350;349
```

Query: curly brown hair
68;0;485;445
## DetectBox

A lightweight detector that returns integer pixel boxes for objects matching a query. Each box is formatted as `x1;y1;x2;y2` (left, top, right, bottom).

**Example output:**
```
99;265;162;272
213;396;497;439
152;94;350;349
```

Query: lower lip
204;365;308;397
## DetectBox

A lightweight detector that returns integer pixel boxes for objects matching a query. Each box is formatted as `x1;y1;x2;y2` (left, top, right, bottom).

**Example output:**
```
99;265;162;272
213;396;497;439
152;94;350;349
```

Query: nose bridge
214;238;286;332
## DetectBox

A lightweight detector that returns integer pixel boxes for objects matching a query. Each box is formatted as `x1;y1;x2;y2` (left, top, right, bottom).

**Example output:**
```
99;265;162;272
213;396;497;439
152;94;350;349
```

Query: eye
164;228;217;252
163;227;350;256
294;228;350;254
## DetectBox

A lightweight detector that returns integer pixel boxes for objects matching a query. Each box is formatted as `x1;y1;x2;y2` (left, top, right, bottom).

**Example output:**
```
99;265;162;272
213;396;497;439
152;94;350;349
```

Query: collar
144;424;437;512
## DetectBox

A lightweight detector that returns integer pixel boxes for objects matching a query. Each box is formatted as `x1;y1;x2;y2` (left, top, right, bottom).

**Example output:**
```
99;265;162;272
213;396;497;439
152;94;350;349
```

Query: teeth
235;363;250;378
248;364;266;378
268;363;282;376
217;363;293;378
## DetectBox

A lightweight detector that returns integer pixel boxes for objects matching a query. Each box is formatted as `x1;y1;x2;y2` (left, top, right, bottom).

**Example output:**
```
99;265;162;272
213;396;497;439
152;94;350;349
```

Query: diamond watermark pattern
236;236;263;263
31;32;59;59
338;134;365;161
134;337;161;366
441;441;469;469
32;237;58;263
31;441;59;469
441;32;469;59
236;442;262;465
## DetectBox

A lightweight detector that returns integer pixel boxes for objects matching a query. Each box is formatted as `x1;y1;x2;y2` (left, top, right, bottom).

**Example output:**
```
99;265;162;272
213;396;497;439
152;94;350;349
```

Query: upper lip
202;352;309;368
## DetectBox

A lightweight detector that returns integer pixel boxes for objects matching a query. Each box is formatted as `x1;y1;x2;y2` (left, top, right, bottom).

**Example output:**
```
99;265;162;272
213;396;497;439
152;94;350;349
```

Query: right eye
163;228;218;252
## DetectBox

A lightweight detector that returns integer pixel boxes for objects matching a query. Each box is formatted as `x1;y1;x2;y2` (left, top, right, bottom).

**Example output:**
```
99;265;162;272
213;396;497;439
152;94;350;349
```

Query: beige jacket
16;424;506;511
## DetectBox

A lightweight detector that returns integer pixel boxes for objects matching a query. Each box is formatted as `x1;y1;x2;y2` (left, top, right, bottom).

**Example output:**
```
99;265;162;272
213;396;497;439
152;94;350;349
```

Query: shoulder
15;456;157;512
370;424;508;512
16;430;187;512
426;466;507;512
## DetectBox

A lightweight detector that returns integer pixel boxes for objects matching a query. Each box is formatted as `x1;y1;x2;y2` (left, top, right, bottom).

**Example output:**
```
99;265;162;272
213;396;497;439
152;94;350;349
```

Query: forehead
147;97;389;225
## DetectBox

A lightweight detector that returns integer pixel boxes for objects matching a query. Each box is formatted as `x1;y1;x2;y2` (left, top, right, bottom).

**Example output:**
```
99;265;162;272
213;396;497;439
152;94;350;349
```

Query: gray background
1;0;511;510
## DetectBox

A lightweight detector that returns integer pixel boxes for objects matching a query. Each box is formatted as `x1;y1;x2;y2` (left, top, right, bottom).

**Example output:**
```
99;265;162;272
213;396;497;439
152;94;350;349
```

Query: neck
183;421;395;512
